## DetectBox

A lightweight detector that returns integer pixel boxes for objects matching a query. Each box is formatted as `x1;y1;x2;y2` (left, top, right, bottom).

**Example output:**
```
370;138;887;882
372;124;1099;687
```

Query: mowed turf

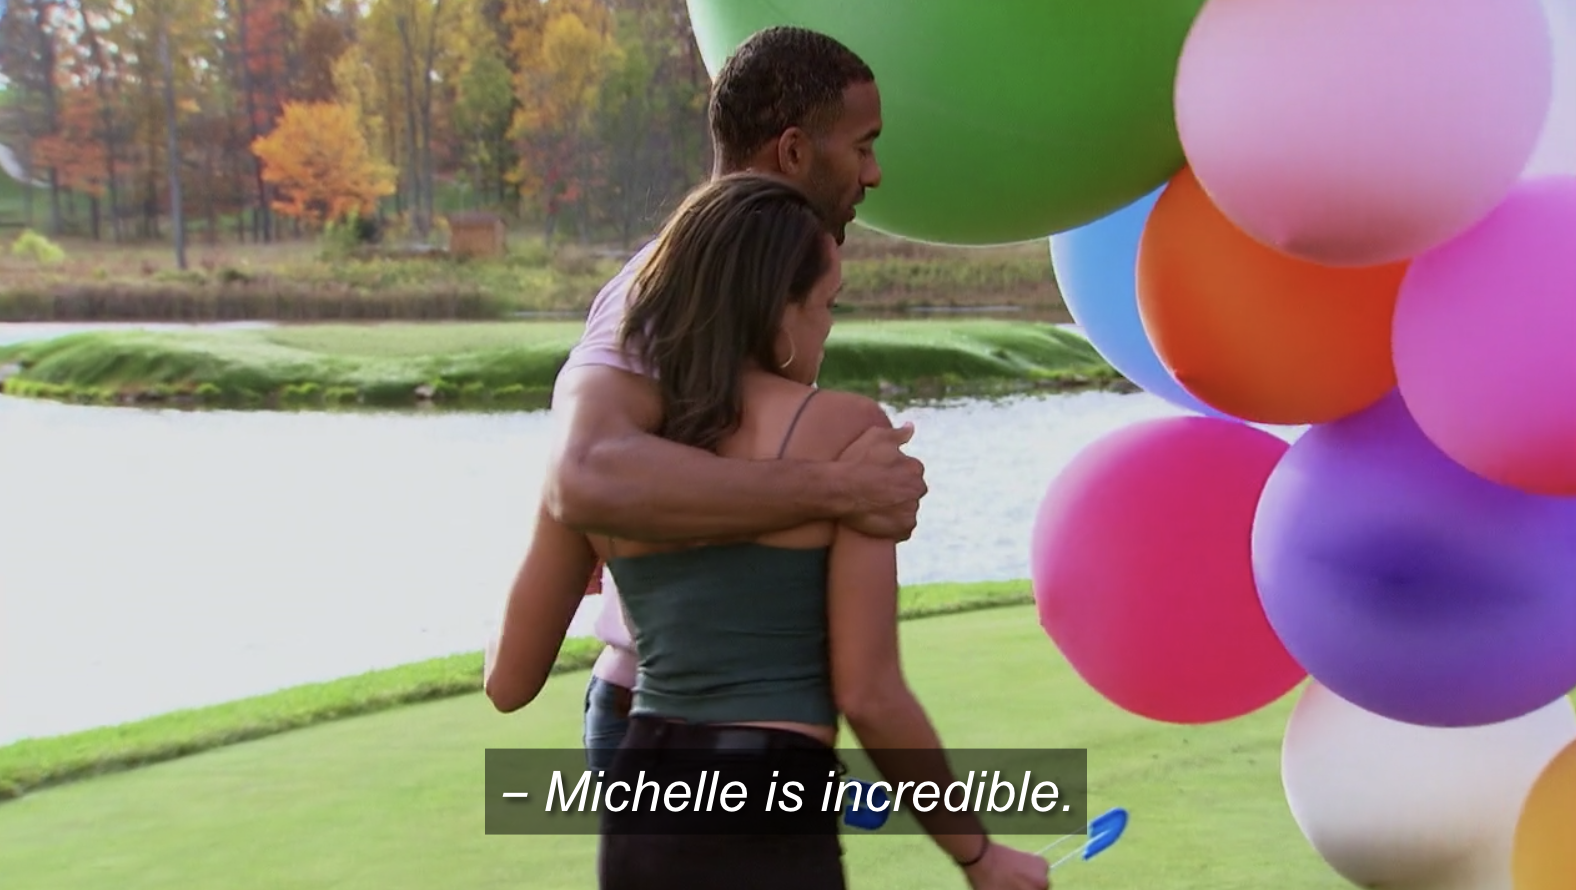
0;318;1116;408
0;606;1348;889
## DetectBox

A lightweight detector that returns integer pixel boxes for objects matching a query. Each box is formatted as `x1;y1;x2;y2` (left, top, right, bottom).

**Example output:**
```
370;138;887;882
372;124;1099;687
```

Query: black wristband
956;836;990;868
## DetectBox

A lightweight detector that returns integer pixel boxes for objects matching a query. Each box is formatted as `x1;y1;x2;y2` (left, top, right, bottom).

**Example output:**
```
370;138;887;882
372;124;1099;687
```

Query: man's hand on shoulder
830;396;927;542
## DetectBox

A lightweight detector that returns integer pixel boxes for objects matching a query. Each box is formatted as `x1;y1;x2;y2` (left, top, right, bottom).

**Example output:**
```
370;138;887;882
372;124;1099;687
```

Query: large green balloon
687;0;1208;246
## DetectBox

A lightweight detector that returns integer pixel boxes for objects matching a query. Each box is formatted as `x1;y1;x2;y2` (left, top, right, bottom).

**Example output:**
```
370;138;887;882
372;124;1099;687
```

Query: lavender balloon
1252;391;1576;728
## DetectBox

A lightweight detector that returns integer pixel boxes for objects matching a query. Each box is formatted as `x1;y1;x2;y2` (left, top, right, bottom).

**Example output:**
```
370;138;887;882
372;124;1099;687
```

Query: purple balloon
1252;390;1576;728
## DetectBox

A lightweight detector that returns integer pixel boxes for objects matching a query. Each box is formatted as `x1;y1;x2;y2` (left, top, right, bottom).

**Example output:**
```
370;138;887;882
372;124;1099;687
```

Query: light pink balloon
1176;0;1555;268
1393;176;1576;497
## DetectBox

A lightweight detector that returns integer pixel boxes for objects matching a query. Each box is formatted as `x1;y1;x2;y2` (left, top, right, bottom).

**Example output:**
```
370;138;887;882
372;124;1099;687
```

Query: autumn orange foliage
251;100;396;227
30;90;109;198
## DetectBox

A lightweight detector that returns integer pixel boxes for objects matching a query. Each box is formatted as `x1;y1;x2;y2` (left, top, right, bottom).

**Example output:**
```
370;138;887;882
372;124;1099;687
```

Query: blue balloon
1049;190;1227;418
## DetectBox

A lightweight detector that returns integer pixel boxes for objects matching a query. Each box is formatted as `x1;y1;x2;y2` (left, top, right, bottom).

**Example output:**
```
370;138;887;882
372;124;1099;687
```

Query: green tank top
608;542;836;726
604;389;837;727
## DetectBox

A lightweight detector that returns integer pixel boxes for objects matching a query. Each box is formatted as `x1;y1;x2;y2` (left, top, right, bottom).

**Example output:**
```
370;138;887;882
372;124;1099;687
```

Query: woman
485;174;1050;890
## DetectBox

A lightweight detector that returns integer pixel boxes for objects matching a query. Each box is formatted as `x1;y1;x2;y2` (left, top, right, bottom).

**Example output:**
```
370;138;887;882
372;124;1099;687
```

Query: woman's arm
827;525;991;864
829;526;1052;890
820;394;1050;889
484;504;600;712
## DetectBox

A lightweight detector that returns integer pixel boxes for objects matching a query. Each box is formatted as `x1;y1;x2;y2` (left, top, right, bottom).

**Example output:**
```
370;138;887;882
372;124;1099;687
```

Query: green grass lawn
0;318;1122;409
0;605;1349;889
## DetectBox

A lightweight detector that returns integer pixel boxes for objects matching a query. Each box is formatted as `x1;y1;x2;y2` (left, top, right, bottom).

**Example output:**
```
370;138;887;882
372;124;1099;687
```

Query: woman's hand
963;842;1051;890
484;504;599;712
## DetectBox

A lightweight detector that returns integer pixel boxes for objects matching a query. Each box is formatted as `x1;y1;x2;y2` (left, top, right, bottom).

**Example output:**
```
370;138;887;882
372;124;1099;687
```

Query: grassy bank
0;579;1033;802
0;227;1067;322
0;603;1355;889
0;318;1125;409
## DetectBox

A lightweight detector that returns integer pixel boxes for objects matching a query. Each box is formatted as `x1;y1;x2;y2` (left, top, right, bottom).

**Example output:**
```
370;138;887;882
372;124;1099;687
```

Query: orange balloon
1136;167;1407;425
1514;737;1576;890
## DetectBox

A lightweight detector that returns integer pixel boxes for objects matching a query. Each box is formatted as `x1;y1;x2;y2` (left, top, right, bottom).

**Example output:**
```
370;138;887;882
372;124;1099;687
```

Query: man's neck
714;151;782;180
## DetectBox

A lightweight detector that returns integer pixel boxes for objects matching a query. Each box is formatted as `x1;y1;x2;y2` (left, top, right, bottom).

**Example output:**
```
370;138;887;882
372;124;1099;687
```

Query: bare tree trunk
395;11;425;238
273;0;293;241
158;13;187;270
80;5;124;243
97;98;122;243
141;67;160;239
143;151;158;238
236;0;271;243
419;0;445;235
23;0;62;235
204;141;218;243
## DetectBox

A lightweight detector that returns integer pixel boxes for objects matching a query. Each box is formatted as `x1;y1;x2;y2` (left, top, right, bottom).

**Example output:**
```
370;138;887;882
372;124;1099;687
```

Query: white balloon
1525;0;1576;177
1281;682;1576;890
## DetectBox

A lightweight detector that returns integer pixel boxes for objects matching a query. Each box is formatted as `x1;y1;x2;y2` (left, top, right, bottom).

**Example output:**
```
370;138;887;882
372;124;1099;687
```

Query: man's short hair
708;25;875;171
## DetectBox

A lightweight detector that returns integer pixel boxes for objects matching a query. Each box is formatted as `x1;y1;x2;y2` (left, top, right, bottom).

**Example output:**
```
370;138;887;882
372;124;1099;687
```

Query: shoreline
0;318;1129;411
0;579;1033;802
0;229;1068;323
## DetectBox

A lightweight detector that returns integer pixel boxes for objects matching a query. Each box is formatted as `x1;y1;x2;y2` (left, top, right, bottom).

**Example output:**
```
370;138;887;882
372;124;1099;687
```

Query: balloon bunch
1036;2;1576;887
684;0;1576;884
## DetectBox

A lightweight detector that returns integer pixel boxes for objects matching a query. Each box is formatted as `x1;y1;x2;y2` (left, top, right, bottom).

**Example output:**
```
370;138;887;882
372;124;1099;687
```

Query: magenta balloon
1031;416;1304;725
1394;176;1576;497
1252;391;1576;728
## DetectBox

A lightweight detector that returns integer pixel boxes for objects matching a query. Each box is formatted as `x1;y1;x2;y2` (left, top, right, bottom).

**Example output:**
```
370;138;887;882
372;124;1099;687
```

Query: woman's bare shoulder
790;388;896;460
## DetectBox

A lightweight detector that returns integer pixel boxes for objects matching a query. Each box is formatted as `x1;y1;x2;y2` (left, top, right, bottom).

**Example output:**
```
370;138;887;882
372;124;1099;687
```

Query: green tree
452;37;516;210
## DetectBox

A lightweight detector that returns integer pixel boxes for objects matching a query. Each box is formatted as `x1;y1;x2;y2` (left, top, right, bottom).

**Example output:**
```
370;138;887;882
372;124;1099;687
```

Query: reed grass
0;229;1065;321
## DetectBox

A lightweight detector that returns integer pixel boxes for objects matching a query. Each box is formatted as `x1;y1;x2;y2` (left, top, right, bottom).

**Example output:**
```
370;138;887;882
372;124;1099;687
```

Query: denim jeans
583;676;632;773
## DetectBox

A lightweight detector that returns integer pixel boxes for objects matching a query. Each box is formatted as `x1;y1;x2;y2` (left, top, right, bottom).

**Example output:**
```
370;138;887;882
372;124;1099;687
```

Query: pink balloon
1175;0;1554;267
1394;176;1576;497
1030;417;1305;725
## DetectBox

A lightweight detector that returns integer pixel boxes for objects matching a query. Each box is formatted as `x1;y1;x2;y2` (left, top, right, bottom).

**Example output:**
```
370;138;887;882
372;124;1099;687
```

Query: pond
0;323;1304;746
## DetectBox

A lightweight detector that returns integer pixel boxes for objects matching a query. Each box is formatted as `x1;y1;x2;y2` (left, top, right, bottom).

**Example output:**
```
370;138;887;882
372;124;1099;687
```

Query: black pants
598;716;847;890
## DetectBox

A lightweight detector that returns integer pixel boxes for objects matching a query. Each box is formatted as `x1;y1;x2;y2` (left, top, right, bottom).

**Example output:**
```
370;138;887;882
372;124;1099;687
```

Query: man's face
801;81;884;244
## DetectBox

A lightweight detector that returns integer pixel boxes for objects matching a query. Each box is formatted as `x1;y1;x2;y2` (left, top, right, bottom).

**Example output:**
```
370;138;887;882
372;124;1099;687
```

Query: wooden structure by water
445;211;507;259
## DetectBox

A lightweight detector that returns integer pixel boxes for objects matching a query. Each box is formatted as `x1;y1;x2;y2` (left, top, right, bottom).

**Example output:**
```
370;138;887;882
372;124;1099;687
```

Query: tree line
0;0;715;265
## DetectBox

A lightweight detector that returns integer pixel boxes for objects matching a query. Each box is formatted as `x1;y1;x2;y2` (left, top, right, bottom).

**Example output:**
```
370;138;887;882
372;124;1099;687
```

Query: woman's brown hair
620;172;830;453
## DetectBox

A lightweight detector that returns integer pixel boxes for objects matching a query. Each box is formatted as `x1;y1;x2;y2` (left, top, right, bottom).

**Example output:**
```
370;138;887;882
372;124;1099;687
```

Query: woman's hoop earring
779;337;796;370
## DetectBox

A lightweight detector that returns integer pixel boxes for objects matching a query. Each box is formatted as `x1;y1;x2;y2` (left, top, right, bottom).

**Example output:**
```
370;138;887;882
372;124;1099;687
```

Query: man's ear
775;127;813;176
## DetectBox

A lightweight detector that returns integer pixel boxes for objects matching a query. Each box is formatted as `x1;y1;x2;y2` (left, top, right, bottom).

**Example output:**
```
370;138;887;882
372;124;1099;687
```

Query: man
554;25;922;776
